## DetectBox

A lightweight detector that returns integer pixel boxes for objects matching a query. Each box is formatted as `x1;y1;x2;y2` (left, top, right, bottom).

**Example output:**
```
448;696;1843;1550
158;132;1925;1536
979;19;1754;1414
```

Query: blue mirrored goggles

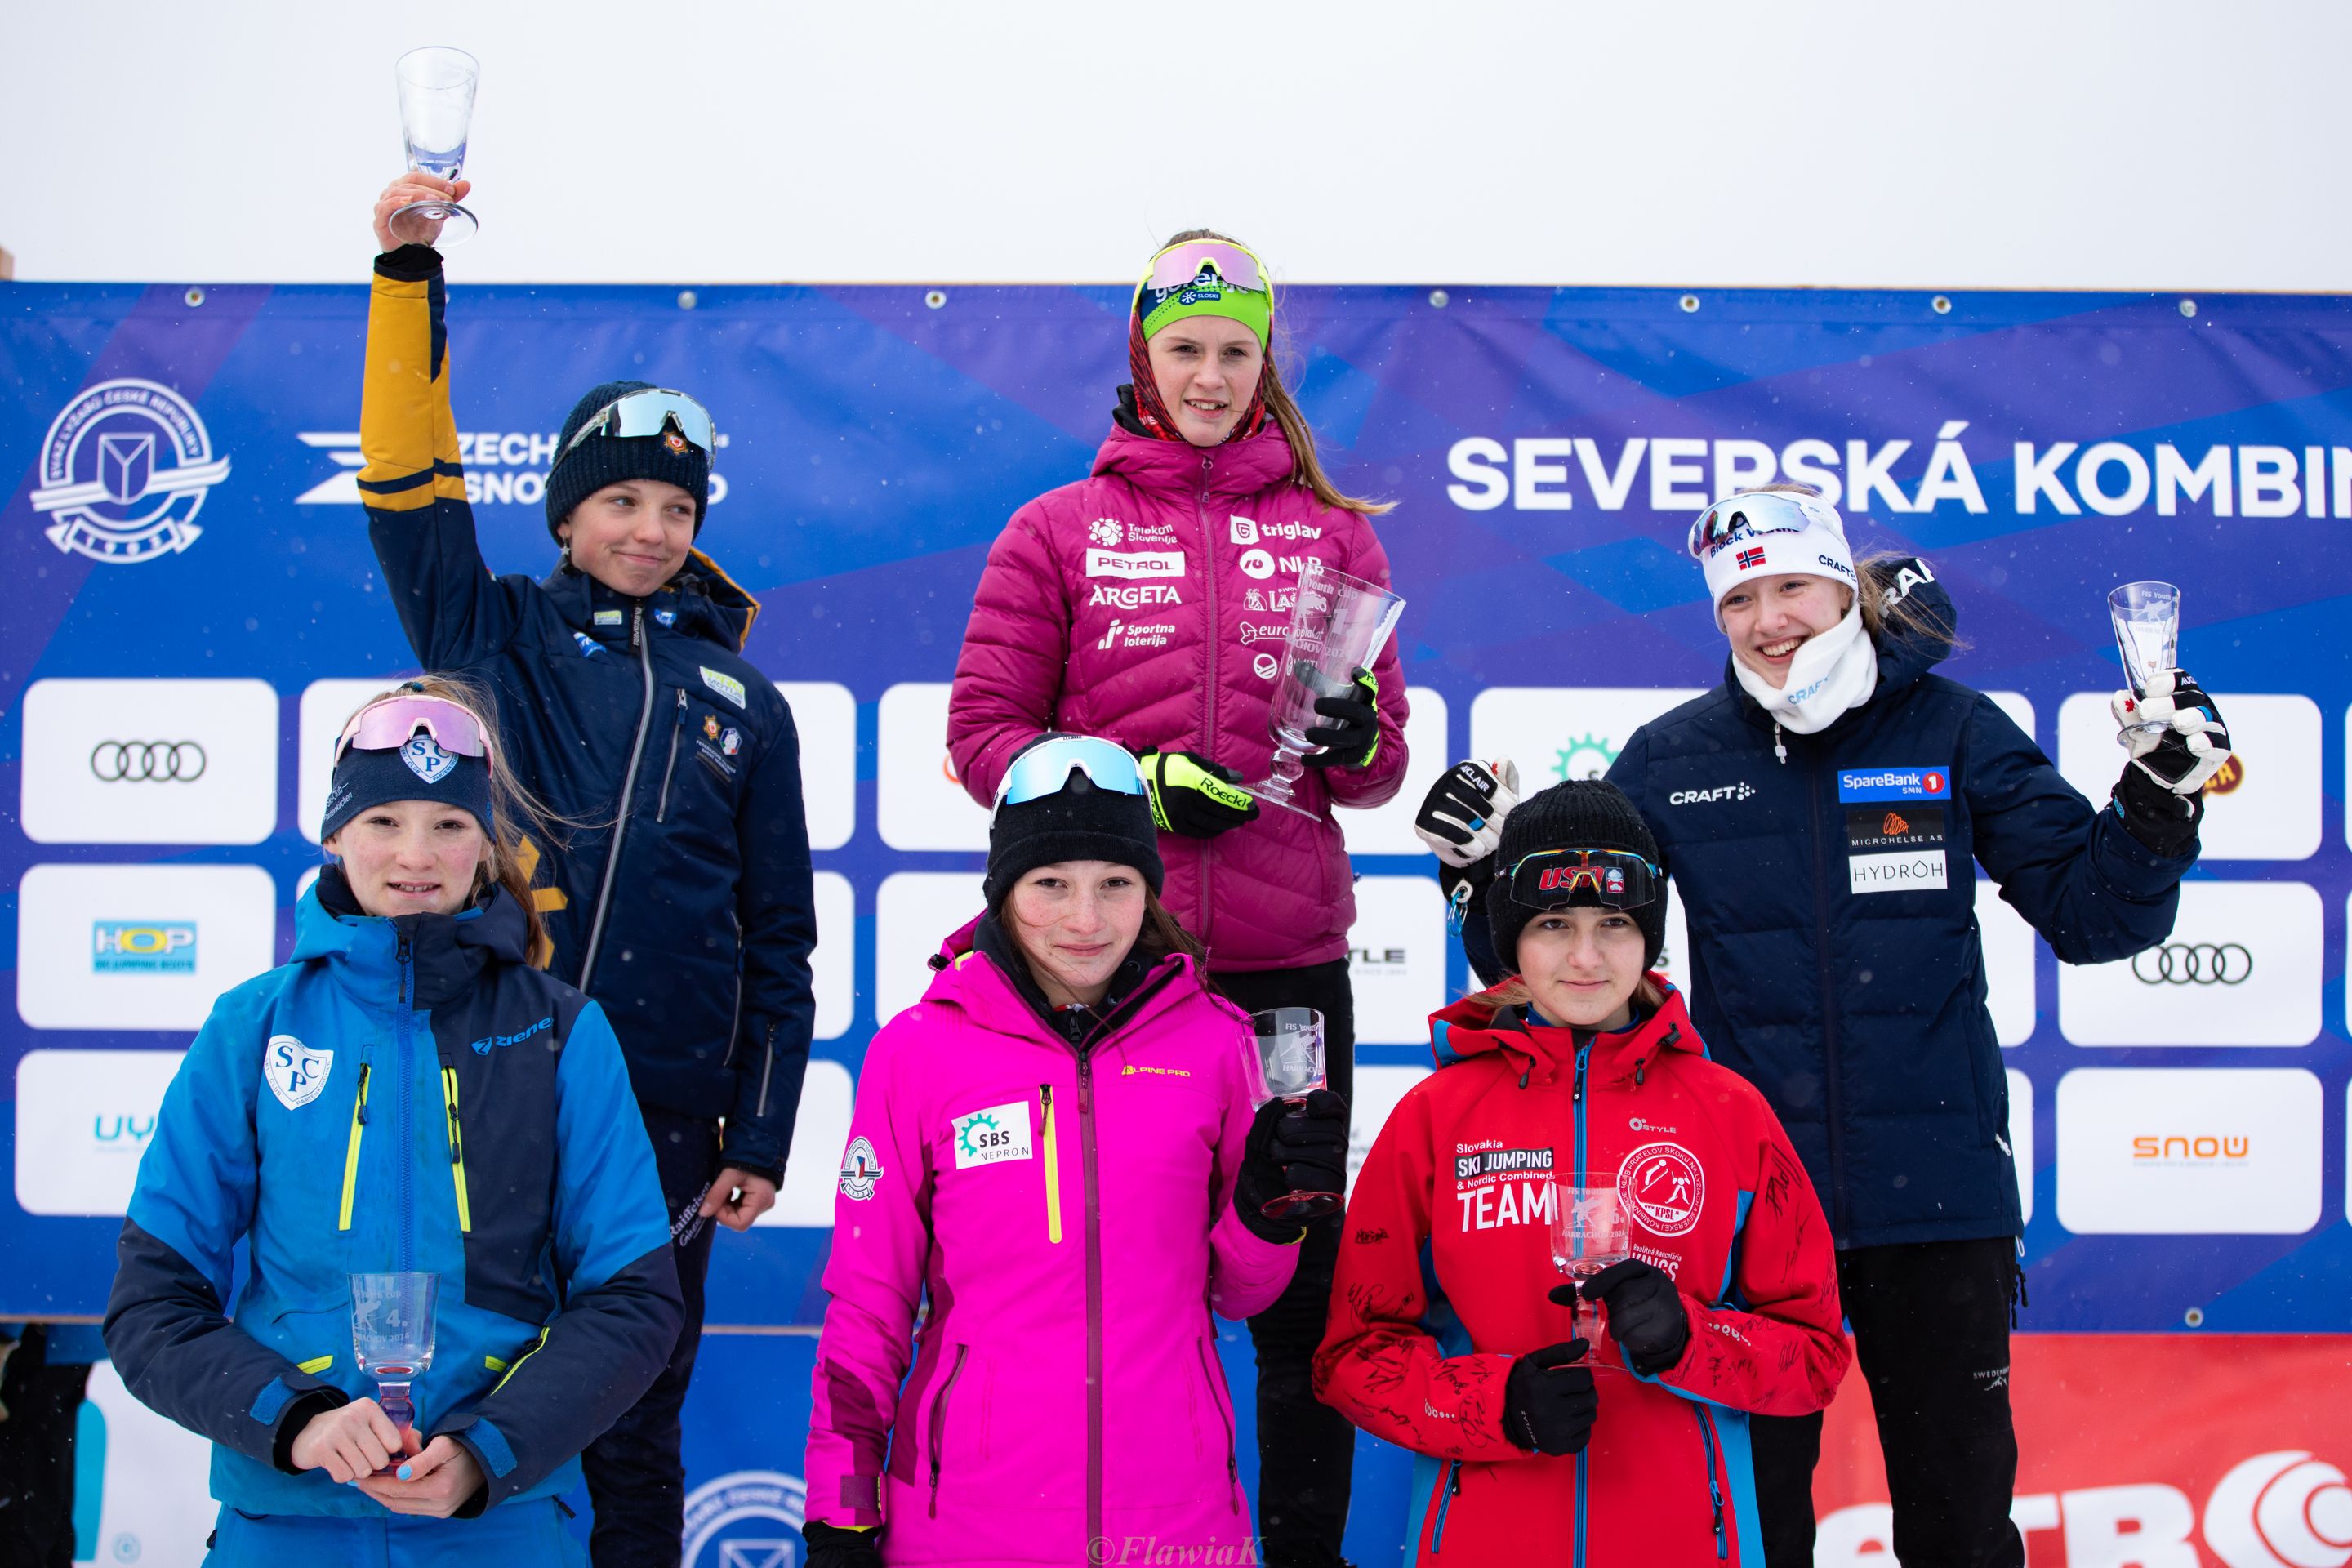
553;388;718;471
1686;491;1837;559
991;734;1147;818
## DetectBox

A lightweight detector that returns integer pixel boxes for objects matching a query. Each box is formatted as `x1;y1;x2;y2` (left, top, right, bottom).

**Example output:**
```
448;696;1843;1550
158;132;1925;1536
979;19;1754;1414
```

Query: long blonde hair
335;675;565;967
1156;227;1392;519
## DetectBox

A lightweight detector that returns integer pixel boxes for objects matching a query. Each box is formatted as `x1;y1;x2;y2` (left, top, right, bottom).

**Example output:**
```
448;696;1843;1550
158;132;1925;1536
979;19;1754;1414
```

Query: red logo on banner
1814;1336;2352;1568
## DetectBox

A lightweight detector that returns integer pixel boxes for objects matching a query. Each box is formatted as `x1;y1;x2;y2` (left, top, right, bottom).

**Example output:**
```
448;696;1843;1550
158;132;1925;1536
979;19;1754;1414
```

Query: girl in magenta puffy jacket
946;234;1408;1566
801;737;1348;1568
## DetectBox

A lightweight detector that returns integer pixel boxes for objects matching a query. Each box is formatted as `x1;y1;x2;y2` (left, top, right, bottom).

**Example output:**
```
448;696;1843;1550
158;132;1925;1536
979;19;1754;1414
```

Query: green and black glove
1303;666;1381;770
1138;751;1261;839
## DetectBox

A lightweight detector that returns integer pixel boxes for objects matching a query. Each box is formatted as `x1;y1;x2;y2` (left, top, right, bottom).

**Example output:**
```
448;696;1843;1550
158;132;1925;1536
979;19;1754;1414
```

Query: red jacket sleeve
1311;1086;1530;1463
947;506;1070;808
1321;520;1410;810
1655;1086;1851;1416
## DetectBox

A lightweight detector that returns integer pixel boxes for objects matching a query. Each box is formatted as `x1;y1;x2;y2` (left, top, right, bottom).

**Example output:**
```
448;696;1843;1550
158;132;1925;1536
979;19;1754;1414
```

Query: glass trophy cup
386;47;480;247
350;1271;438;1468
1548;1179;1631;1367
1242;1007;1340;1221
1245;559;1405;818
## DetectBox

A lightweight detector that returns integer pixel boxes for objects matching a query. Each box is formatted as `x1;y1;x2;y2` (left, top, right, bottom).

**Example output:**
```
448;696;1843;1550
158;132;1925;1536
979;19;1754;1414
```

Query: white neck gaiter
1731;599;1878;734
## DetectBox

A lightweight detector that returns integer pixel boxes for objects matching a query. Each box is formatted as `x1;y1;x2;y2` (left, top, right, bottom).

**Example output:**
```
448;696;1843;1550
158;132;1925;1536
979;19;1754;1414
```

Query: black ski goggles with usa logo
1502;848;1662;911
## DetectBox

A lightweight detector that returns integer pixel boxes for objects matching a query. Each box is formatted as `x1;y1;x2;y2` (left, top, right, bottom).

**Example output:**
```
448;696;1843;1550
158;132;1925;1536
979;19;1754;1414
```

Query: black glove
802;1521;885;1568
2108;668;2227;858
1414;759;1520;868
1138;751;1261;838
1563;1258;1690;1376
1501;1340;1597;1454
1303;667;1381;770
1235;1089;1349;1239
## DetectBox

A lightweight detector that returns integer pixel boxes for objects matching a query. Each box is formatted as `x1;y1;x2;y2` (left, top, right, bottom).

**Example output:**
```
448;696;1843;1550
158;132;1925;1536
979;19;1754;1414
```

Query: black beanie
983;769;1165;909
1487;779;1668;976
544;380;711;542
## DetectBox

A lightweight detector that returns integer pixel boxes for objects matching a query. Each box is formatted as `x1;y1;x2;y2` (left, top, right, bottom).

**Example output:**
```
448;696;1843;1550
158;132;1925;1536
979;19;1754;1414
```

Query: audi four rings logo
89;741;207;782
2131;942;2252;985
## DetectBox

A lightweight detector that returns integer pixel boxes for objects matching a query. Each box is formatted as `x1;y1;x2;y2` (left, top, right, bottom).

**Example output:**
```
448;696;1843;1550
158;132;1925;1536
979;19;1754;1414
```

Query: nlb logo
31;379;229;562
470;1016;554;1055
2132;1133;2251;1164
91;921;196;974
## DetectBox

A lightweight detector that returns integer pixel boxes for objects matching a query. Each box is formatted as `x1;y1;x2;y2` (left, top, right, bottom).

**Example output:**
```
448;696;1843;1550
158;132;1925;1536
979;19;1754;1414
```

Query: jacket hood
1430;978;1701;1089
538;545;761;653
1090;417;1297;503
1723;557;1957;728
292;866;532;1005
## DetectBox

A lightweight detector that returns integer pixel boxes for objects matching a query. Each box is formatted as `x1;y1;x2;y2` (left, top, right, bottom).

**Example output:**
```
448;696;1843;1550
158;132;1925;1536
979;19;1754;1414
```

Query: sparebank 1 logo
684;1470;807;1568
29;379;229;562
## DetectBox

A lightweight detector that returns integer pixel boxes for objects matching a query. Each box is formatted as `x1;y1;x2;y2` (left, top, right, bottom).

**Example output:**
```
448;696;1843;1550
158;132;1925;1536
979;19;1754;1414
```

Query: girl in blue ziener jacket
103;679;681;1567
1419;486;2232;1568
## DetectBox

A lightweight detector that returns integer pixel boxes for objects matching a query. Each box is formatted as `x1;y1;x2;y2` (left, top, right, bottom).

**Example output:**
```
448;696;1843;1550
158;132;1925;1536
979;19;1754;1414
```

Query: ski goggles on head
1142;238;1267;296
552;388;718;471
1686;491;1841;560
333;693;497;773
1502;848;1662;911
991;734;1147;818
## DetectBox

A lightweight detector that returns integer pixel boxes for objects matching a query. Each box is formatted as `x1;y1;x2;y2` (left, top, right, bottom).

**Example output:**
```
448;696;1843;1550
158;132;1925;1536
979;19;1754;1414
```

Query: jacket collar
293;866;531;1007
1429;980;1699;1089
1090;416;1297;505
538;546;760;653
924;911;1195;1049
1722;561;1957;737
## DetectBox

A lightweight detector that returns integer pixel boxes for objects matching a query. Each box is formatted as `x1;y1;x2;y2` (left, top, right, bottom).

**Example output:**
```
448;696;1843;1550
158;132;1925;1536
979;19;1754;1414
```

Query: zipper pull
354;1062;371;1125
675;689;688;720
630;605;644;649
1774;721;1788;765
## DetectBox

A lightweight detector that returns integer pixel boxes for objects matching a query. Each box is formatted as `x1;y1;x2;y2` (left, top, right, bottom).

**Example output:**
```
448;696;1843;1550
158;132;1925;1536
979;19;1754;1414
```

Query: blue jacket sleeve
360;244;526;670
720;695;818;1181
103;991;349;1471
1964;695;2194;964
430;1002;682;1514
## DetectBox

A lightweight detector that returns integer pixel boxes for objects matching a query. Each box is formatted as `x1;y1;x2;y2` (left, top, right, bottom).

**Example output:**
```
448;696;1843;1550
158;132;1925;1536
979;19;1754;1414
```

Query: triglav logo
31;379;229;562
2132;942;2252;986
91;922;196;974
89;741;207;782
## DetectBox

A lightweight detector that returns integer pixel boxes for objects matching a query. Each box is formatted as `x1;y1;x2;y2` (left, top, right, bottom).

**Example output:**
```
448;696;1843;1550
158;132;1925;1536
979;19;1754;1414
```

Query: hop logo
1088;518;1123;547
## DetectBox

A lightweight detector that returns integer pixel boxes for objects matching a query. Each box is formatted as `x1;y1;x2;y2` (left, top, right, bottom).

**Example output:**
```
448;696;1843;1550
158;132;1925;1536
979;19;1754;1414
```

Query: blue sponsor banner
1;279;2347;1558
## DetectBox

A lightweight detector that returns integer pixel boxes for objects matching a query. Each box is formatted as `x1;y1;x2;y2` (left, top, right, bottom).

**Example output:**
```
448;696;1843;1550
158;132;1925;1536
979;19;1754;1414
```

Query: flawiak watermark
1088;1533;1267;1565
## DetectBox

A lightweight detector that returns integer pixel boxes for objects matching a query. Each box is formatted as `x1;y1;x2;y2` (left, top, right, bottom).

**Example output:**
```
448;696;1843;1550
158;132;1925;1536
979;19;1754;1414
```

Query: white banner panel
810;871;854;1041
1337;688;1450;855
14;1048;184;1216
873;871;984;1024
1347;875;1448;1045
2007;1068;2034;1226
760;1059;856;1228
22;677;278;845
2056;692;2319;861
2056;880;2319;1047
17;862;277;1031
777;681;858;852
875;684;989;851
1978;880;2038;1046
2055;1067;2321;1235
1468;686;1708;787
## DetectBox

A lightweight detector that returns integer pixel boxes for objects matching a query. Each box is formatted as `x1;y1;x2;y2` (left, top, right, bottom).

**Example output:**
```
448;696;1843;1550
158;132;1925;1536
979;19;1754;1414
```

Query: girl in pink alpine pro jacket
802;736;1348;1568
1316;781;1849;1567
947;232;1407;1567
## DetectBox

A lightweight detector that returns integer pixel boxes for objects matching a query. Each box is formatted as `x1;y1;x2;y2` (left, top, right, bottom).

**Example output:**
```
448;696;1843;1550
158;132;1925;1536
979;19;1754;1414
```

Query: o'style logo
2131;942;2252;986
89;741;207;782
30;379;229;562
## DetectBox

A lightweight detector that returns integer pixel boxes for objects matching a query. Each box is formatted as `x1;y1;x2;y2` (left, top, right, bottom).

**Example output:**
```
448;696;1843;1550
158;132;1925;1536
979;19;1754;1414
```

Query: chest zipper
1805;755;1851;1238
438;1053;471;1233
656;688;687;822
394;938;416;1273
1431;1457;1461;1552
1695;1406;1729;1558
1196;453;1218;956
1079;1042;1106;1554
578;604;656;991
1039;1083;1063;1244
927;1343;970;1517
336;1057;372;1232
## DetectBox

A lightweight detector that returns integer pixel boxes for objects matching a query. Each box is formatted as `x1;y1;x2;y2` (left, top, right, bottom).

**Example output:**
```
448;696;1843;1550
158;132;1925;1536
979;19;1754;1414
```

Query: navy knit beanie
544;380;711;542
1487;780;1668;975
983;770;1165;910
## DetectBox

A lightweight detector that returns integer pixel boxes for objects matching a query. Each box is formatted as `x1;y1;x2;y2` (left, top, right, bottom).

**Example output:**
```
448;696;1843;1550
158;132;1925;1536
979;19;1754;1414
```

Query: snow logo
684;1469;808;1568
31;379;229;563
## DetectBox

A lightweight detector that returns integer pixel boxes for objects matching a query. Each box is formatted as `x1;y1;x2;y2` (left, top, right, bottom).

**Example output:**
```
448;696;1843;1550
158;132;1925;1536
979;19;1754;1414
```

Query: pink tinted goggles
333;694;497;773
1144;238;1266;295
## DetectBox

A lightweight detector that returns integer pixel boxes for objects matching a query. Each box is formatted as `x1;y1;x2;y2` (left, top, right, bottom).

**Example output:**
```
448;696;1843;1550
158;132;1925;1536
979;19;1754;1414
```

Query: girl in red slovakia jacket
1316;781;1850;1567
947;234;1408;1567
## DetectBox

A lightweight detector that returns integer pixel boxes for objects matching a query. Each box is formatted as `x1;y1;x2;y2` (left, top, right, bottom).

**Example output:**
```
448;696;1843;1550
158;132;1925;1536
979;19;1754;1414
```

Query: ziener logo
30;379;228;562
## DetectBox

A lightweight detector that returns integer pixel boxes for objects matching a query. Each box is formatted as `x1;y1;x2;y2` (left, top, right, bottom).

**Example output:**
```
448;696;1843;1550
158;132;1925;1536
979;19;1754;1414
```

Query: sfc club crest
29;378;230;564
1616;1141;1706;1237
265;1035;335;1111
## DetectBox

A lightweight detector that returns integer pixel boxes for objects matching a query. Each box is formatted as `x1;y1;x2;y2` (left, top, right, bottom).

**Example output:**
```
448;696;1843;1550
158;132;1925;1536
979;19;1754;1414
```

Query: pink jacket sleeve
1321;522;1411;810
804;1013;933;1528
947;506;1070;808
1205;1007;1302;1321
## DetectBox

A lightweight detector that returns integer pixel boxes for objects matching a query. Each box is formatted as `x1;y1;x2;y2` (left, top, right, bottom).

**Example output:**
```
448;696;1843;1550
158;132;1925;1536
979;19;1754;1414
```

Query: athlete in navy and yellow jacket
104;684;679;1561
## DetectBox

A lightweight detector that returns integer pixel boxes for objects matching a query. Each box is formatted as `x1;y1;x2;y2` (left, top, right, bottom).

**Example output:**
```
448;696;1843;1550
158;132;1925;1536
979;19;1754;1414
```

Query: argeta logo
266;1036;334;1111
30;379;229;563
1616;1141;1705;1236
683;1470;808;1568
91;922;196;974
